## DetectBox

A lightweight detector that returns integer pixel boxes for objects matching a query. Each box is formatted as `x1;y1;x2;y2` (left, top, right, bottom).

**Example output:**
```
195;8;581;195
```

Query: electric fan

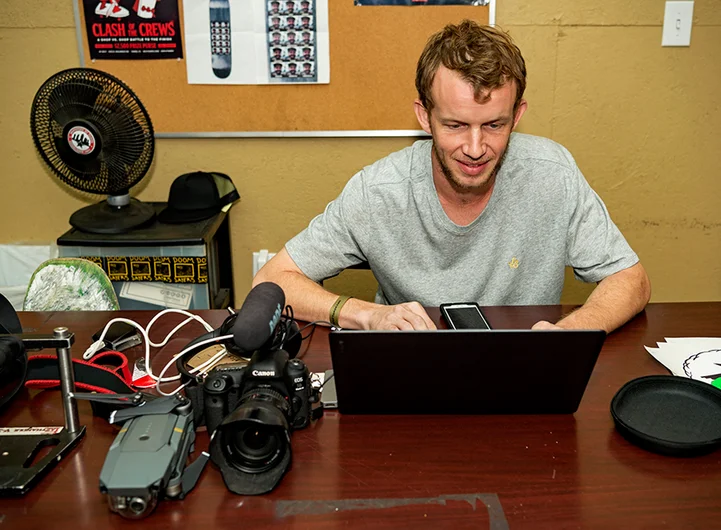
30;68;155;234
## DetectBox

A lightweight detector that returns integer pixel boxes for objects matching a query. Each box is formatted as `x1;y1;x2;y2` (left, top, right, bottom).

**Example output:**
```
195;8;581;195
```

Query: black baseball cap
158;171;240;224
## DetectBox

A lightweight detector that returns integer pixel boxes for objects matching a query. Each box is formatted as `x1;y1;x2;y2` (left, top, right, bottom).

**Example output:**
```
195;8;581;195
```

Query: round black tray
611;375;721;457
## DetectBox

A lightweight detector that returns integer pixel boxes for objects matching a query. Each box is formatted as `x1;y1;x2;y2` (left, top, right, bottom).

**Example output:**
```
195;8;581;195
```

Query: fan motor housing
63;120;102;158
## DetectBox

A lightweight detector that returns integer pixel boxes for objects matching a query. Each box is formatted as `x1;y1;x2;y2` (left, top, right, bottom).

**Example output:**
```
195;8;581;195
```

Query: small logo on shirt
508;257;520;269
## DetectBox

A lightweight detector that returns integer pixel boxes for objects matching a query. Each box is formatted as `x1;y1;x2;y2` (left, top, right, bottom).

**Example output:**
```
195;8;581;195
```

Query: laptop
327;329;606;414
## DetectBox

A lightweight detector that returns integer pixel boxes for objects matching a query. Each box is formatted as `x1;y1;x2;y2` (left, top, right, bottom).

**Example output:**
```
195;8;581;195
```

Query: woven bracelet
329;295;353;327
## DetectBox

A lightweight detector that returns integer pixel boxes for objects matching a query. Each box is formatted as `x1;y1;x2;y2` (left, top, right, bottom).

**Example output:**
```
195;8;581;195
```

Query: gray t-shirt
286;133;638;306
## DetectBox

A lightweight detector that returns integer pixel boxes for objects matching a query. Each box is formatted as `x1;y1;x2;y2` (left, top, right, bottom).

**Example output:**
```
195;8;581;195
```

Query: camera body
200;347;314;495
203;348;312;434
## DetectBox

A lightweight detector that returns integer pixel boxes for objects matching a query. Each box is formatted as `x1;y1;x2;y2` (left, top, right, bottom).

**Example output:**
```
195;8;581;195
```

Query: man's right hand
361;301;437;331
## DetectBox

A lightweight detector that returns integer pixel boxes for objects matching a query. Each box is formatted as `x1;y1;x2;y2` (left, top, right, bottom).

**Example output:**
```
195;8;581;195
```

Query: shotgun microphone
232;282;285;352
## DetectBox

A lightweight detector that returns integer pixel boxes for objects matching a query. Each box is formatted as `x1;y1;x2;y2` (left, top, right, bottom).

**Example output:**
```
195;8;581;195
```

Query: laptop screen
328;329;605;415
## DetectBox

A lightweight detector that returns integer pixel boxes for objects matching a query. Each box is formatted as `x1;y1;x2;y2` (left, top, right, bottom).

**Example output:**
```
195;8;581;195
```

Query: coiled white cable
83;309;234;395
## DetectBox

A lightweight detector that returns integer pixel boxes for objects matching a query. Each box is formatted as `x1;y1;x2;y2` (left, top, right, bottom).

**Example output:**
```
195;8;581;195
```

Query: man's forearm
253;267;339;324
252;251;382;328
556;262;651;333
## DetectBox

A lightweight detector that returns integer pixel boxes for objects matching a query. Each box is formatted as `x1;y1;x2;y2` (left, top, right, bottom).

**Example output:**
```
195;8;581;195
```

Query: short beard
432;141;508;194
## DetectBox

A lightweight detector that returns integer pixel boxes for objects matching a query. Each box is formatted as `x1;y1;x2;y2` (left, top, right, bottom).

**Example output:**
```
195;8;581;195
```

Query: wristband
329;295;353;327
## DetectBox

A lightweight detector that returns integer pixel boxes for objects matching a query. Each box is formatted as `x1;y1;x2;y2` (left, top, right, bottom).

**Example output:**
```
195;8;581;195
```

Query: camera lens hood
211;397;293;495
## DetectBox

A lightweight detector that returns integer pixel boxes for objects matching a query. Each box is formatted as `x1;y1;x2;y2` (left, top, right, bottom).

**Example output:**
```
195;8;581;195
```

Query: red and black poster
82;0;183;59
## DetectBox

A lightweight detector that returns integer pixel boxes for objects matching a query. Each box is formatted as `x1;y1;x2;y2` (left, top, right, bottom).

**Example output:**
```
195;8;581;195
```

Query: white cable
145;309;214;348
83;312;218;380
83;312;238;396
85;310;215;361
83;317;151;361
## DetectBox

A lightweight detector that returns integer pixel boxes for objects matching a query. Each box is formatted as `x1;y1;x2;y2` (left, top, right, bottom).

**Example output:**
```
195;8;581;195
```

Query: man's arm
253;248;436;330
532;262;651;333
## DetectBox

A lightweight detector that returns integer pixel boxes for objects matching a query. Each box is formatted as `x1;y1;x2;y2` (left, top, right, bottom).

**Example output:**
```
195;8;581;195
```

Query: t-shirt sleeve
284;170;369;282
565;165;639;283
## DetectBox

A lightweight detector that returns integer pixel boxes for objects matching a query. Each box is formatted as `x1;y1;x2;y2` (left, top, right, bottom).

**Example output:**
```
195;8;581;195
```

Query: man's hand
531;320;562;330
530;263;651;333
363;301;437;331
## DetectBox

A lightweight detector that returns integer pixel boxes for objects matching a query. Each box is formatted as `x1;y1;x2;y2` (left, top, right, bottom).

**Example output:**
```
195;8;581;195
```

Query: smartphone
440;302;491;330
320;369;338;409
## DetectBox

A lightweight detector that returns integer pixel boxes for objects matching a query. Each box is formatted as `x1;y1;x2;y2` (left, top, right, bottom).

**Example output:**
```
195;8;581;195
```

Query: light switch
662;1;694;47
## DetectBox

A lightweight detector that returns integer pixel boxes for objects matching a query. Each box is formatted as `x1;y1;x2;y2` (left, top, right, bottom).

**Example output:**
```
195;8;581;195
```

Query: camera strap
25;351;137;420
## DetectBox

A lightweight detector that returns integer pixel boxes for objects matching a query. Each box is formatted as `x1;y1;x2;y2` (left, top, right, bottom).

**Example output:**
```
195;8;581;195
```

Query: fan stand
69;194;155;234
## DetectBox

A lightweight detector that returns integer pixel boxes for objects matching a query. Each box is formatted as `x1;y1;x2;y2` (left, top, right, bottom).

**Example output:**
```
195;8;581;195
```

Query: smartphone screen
441;303;491;330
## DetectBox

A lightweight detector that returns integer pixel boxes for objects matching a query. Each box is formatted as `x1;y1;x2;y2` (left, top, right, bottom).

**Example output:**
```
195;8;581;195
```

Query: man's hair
415;20;526;113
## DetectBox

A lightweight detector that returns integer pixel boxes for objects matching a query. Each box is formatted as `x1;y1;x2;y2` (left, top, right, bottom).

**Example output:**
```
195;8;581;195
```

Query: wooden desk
2;303;721;528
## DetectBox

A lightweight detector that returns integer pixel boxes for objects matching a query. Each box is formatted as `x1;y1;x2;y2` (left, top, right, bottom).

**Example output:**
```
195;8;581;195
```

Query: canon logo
252;370;275;377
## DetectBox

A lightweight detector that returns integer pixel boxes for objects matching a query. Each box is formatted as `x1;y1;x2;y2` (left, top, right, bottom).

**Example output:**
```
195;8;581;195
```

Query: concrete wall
1;0;719;305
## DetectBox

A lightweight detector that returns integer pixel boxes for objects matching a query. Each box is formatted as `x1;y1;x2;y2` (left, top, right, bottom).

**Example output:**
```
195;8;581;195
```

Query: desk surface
2;303;721;529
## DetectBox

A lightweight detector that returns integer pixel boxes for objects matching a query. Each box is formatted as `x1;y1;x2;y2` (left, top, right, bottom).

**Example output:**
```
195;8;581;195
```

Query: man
269;16;281;31
283;62;298;77
284;46;298;62
301;46;313;61
254;20;651;332
299;16;313;30
272;62;283;77
301;61;314;77
300;30;313;45
283;0;297;14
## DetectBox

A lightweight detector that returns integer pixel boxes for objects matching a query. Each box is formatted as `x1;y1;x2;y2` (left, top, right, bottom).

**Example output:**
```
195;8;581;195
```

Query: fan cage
30;68;155;196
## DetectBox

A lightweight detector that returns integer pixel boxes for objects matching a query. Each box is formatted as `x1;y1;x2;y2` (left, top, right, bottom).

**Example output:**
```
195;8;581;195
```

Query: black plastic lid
611;375;721;457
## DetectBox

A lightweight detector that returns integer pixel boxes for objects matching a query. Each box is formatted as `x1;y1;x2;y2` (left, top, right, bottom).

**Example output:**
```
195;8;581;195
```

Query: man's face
414;66;526;195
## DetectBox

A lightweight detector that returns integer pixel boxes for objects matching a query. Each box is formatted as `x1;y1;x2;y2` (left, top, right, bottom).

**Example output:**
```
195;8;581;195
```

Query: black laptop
327;329;606;414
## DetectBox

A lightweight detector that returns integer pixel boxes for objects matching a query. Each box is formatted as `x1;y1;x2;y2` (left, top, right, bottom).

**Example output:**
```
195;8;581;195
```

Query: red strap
25;351;136;394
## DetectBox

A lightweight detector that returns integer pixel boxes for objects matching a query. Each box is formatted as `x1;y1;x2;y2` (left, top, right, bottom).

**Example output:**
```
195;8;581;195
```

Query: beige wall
1;0;719;306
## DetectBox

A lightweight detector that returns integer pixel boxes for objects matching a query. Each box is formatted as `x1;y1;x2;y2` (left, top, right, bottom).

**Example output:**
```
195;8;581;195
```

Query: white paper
183;0;329;84
645;337;721;384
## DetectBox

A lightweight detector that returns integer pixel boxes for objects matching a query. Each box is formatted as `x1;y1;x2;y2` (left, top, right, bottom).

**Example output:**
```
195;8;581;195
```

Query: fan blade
94;106;151;194
47;80;104;125
53;137;103;182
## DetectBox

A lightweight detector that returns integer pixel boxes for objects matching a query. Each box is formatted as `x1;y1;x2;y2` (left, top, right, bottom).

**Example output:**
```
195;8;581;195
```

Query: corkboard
79;2;489;133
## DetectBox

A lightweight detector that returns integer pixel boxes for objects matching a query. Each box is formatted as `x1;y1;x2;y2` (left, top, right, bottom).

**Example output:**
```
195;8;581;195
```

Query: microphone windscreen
232;282;286;351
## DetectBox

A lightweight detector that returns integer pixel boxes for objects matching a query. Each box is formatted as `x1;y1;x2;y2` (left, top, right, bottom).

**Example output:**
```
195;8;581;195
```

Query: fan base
70;199;155;234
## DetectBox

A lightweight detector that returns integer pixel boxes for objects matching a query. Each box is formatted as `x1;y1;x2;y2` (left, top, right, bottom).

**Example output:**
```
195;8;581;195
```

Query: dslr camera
202;347;315;495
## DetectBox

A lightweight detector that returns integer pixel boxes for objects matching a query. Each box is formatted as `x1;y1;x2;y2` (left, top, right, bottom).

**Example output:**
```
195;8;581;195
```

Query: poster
82;0;183;59
183;0;329;85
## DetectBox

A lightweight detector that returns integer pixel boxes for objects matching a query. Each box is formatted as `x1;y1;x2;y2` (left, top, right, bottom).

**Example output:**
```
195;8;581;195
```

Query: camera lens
220;388;291;475
242;428;270;451
225;424;284;472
